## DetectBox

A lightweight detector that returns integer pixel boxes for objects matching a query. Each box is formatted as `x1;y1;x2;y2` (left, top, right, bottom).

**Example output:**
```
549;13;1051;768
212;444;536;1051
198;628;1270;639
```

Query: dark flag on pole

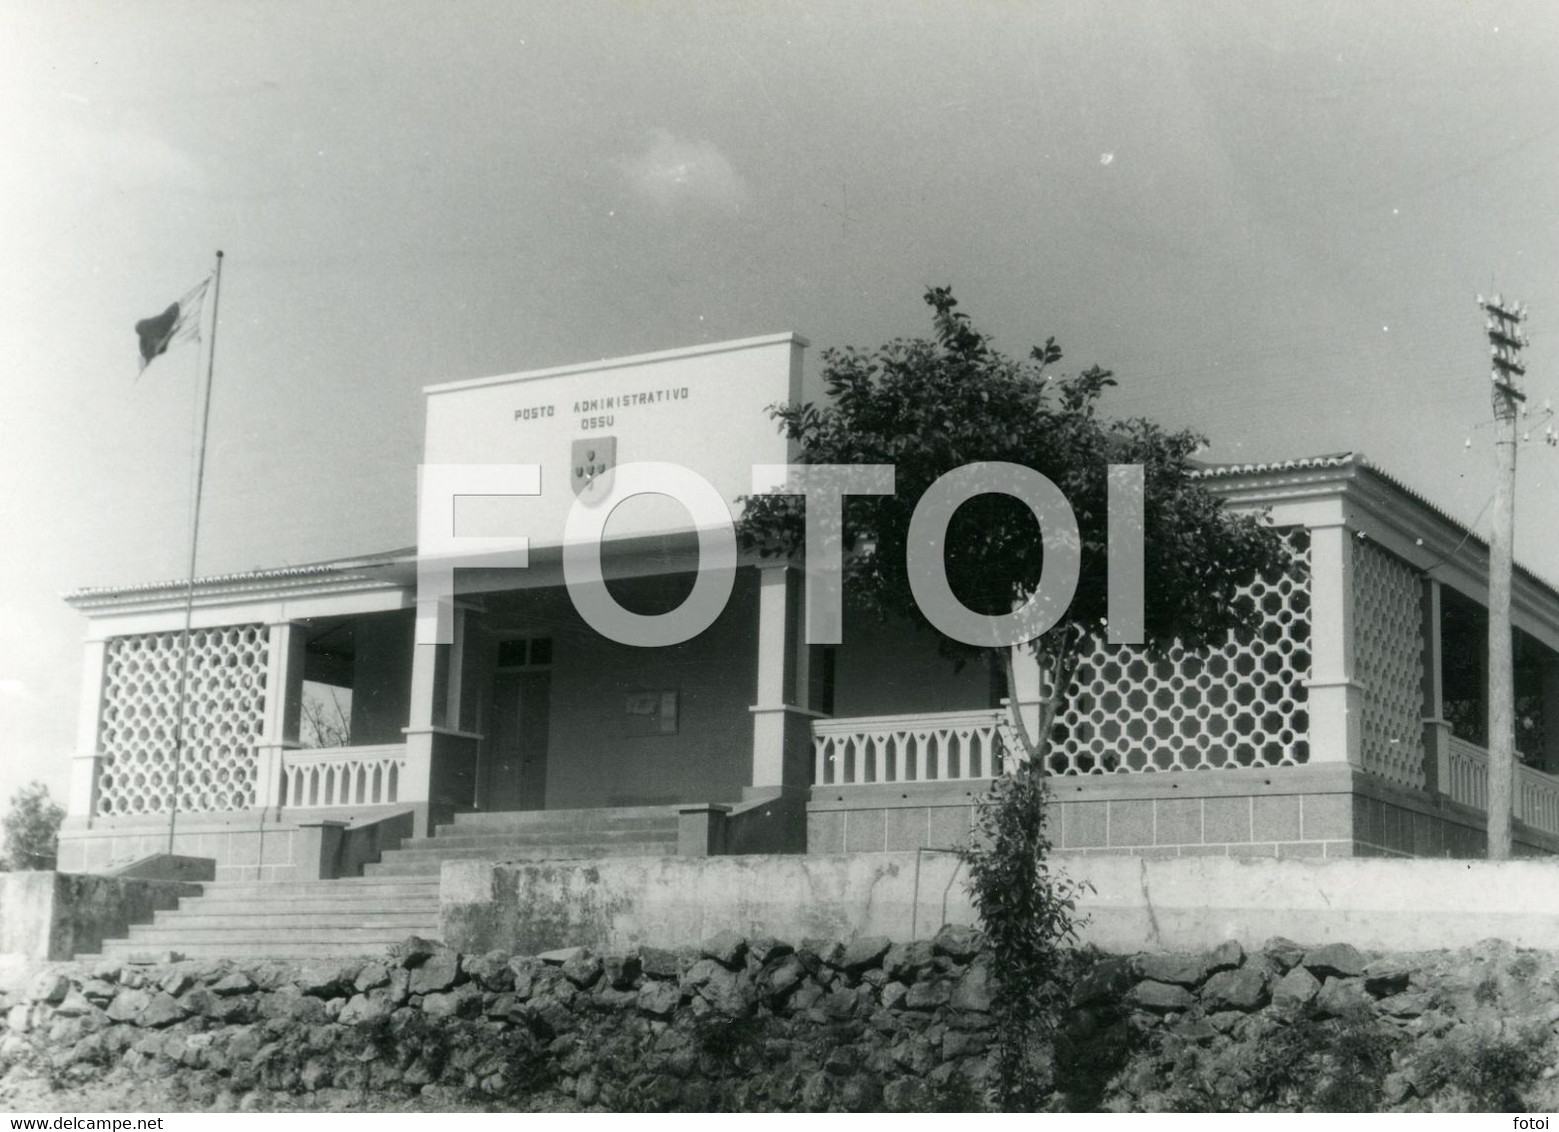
135;277;211;374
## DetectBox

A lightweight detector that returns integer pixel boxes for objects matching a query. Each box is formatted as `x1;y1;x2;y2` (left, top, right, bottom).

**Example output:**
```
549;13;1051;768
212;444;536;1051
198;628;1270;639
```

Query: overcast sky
1;1;1556;810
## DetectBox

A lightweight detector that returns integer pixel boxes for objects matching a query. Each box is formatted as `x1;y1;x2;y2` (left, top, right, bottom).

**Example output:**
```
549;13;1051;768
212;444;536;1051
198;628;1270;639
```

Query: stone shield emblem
571;436;616;501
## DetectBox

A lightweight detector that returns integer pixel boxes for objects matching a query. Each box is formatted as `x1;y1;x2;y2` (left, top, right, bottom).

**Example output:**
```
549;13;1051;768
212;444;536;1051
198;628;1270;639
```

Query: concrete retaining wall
440;853;978;955
57;805;427;883
441;851;1559;956
0;871;200;963
57;812;302;883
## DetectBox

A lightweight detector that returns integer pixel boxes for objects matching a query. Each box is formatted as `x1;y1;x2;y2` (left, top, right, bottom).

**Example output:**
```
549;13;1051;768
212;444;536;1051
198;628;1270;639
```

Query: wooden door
486;671;551;811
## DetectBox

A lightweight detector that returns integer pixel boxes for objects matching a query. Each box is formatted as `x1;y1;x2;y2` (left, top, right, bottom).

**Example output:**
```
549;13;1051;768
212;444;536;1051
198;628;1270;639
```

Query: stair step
367;842;676;870
186;896;440;916
85;942;421;960
197;878;440;894
109;925;437;945
415;829;677;850
447;805;686;829
149;911;437;930
396;835;678;857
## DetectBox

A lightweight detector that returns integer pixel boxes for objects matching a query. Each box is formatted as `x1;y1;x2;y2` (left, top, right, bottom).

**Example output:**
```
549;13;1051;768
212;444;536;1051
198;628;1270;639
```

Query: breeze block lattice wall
94;626;269;816
1352;539;1427;790
1048;529;1312;776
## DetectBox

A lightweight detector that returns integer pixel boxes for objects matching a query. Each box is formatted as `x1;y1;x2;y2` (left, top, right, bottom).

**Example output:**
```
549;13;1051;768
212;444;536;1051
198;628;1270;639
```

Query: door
486;671;551;810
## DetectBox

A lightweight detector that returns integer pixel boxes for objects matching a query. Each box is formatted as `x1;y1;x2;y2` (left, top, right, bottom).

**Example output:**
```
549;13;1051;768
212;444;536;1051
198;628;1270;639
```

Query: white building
58;334;1559;882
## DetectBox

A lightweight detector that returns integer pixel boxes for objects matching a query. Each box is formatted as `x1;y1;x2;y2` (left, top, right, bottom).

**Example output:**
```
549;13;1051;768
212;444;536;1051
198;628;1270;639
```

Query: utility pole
1481;292;1529;860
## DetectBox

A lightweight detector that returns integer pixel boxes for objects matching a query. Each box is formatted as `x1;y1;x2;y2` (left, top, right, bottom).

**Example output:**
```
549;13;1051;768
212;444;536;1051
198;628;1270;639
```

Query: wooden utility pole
1482;293;1529;860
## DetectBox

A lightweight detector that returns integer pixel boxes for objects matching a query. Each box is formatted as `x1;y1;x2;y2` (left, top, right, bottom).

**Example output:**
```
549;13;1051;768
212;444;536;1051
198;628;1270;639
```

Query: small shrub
1146;1007;1401;1112
1508;952;1540;982
1415;1025;1548;1111
1;782;63;871
925;1069;984;1112
692;1013;767;1069
961;759;1088;1110
1473;977;1500;1006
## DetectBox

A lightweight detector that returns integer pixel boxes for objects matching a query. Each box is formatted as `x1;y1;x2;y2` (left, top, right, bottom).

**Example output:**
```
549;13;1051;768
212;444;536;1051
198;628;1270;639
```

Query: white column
254;621;305;812
751;566;814;790
67;640;108;820
400;600;445;805
1305;522;1363;765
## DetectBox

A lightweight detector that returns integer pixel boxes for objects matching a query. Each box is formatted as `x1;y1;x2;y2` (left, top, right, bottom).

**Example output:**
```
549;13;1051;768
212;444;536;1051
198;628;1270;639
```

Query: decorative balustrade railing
1446;736;1489;815
1518;761;1559;836
281;744;406;809
811;709;1009;786
1444;735;1559;838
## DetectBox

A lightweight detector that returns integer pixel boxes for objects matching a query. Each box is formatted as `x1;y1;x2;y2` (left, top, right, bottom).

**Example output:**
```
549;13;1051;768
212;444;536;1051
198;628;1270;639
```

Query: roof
64;548;416;607
63;452;1558;608
422;332;809;396
1195;450;1559;601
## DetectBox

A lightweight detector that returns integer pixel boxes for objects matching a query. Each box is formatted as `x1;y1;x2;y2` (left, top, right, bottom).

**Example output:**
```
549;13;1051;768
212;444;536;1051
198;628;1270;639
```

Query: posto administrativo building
58;333;1559;880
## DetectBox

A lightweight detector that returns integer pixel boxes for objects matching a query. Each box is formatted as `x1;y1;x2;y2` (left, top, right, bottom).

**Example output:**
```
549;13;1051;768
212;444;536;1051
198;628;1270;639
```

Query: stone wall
0;928;999;1112
1068;936;1559;1111
5;932;1559;1111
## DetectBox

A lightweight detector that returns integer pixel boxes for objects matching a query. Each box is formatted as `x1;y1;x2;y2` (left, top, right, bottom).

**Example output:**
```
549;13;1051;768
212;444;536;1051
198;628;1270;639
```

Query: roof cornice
65;553;416;615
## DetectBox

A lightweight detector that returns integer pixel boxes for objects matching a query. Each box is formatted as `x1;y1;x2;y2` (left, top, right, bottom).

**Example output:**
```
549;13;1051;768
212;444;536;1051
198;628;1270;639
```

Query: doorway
484;637;552;811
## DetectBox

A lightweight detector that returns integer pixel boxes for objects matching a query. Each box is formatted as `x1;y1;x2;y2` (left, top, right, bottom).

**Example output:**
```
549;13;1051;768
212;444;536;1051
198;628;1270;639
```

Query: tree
738;286;1289;765
738;287;1292;1108
2;781;64;871
301;683;352;749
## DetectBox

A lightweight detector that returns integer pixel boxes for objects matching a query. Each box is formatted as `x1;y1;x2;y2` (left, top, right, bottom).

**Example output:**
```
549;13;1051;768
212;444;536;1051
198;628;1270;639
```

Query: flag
135;277;210;374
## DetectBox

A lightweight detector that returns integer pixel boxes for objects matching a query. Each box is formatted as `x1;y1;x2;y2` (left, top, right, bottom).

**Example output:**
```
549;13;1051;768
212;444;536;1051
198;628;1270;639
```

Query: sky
1;1;1556;812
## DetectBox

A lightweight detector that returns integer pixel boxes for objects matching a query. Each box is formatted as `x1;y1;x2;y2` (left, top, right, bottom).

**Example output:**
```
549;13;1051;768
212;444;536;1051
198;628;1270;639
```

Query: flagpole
167;250;224;856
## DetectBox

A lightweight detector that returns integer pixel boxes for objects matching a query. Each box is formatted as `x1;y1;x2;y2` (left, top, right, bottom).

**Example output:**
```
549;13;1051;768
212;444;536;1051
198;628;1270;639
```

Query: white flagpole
167;250;224;855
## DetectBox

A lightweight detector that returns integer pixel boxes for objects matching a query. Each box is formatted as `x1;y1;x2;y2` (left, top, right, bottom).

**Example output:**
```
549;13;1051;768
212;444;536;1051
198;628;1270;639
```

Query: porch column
66;639;108;820
400;600;448;806
750;565;814;792
254;621;306;812
1419;578;1454;794
1305;522;1363;765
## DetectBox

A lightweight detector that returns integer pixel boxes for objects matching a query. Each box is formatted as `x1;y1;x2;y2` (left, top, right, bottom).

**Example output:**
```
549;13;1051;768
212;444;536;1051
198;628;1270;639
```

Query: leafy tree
301;682;353;749
2;781;63;871
738;285;1289;764
738;287;1292;1108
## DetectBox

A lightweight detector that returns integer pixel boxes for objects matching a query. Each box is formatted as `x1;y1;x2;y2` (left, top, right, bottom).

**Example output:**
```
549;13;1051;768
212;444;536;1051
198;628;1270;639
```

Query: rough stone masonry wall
6;931;1559;1111
0;927;999;1113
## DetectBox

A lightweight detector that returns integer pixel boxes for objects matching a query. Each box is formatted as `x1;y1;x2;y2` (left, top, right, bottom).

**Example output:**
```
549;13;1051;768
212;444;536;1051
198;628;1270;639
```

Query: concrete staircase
363;805;684;878
79;876;442;961
75;806;687;960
